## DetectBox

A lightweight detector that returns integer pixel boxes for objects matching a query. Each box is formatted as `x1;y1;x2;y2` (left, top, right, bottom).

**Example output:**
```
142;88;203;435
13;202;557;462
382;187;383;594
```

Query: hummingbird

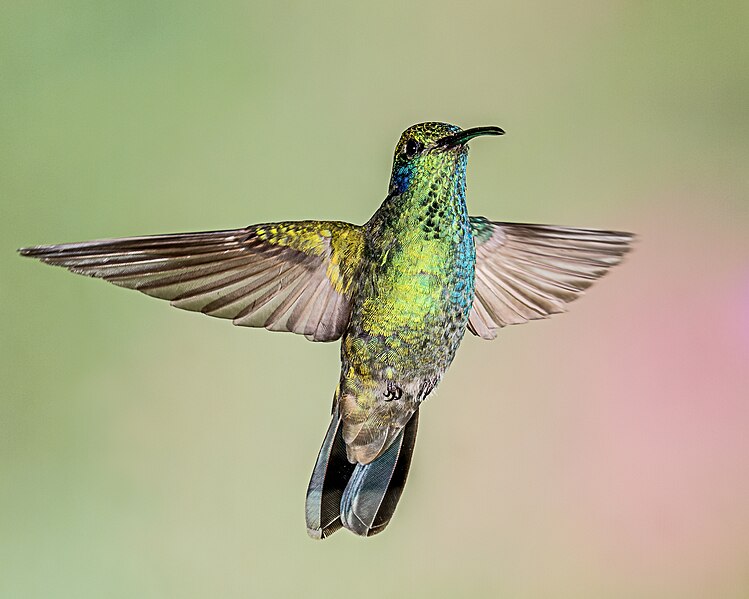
19;122;633;538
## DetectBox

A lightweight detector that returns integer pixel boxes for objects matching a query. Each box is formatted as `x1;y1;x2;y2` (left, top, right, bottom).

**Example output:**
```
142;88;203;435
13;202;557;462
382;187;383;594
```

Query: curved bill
436;126;505;149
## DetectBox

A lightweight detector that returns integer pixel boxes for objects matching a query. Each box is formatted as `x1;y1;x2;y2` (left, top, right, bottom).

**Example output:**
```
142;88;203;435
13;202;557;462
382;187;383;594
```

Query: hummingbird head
388;122;504;195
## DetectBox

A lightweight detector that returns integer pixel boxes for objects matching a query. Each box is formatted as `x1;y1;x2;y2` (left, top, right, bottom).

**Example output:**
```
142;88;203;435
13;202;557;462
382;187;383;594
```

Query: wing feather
468;218;634;339
20;221;364;342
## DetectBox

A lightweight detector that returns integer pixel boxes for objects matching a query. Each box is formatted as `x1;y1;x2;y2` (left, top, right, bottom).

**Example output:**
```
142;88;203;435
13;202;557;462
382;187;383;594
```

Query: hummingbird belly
343;228;475;394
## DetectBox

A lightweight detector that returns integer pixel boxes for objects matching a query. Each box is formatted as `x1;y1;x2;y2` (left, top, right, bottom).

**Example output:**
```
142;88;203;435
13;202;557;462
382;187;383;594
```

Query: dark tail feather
340;409;419;537
305;415;356;539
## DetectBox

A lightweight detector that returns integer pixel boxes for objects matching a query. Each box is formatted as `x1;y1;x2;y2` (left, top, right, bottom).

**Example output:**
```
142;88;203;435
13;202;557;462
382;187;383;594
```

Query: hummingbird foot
383;381;403;401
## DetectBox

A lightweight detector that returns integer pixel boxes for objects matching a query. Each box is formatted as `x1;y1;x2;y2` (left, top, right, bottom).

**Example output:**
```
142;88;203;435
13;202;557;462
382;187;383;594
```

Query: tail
305;409;419;538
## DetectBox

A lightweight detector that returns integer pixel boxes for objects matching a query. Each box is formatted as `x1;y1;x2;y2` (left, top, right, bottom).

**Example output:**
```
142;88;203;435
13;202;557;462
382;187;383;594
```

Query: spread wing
19;221;364;342
468;217;634;340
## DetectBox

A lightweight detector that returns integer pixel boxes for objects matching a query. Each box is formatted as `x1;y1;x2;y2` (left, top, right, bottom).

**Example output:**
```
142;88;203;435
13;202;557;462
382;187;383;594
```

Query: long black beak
436;126;505;149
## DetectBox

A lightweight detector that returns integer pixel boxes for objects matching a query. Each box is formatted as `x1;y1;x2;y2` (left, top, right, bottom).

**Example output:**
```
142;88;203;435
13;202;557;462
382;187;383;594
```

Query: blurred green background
2;2;748;598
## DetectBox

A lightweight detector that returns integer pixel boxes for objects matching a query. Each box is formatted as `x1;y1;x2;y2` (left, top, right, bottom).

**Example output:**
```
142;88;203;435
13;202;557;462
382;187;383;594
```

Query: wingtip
615;230;638;257
18;244;58;258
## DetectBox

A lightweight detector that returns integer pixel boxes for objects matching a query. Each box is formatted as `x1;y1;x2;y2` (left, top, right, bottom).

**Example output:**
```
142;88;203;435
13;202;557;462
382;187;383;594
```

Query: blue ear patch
390;164;414;195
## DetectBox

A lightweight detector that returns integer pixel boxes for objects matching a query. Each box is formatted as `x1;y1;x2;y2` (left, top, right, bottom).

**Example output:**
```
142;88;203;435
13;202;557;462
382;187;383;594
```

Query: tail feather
340;409;419;537
305;415;356;539
305;409;420;539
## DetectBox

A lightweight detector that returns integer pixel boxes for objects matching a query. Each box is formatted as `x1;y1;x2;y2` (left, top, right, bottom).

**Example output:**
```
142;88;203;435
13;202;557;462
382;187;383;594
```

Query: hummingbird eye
403;139;423;159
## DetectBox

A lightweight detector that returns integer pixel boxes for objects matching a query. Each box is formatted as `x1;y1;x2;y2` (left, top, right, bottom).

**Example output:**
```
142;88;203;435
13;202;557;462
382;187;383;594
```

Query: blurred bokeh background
2;2;747;598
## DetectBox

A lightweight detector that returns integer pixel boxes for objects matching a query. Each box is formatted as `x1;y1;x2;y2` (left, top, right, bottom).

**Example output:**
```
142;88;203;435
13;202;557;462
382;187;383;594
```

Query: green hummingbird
19;122;633;538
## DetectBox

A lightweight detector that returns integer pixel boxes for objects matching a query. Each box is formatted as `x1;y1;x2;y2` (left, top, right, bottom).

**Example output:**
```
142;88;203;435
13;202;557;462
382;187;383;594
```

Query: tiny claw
383;382;403;401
